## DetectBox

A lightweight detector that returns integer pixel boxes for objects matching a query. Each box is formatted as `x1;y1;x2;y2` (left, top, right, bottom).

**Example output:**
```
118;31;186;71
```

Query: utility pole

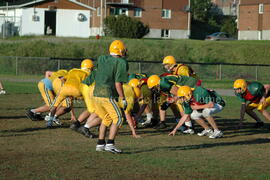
187;0;191;38
100;0;103;35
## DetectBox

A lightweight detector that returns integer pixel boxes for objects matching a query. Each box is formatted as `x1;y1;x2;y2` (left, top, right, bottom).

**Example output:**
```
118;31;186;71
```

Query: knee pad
191;111;201;120
202;108;211;118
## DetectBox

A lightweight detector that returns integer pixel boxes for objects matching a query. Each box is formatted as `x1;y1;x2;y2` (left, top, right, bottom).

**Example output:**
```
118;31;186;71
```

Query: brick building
77;0;191;39
0;0;190;39
238;0;270;40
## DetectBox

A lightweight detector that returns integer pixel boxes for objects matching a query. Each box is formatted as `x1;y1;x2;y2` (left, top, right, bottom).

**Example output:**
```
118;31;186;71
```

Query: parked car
205;32;236;41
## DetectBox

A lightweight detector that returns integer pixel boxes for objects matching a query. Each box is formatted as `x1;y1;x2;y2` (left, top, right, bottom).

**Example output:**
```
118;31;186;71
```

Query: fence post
57;59;61;70
255;66;258;81
15;56;18;75
138;62;142;73
219;64;222;80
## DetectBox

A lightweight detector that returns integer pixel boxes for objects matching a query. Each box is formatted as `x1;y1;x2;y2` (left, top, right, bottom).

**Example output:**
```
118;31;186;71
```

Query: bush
221;16;237;37
104;15;149;39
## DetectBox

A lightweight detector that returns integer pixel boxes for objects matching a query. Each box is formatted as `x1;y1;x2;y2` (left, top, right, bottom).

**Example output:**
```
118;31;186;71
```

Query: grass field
1;84;270;179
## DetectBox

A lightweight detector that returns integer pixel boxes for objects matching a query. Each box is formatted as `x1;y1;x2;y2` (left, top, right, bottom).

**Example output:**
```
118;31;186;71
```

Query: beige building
0;0;191;39
211;0;239;15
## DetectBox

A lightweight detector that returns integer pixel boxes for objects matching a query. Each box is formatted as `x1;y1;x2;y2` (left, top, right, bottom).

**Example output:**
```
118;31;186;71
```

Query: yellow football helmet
81;59;94;70
233;79;247;92
133;87;141;98
147;75;160;89
109;40;127;56
177;86;192;101
162;56;176;65
128;78;140;88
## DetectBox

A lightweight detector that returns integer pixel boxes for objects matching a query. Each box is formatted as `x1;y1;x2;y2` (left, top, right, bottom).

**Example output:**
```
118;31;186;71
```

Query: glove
160;102;171;111
122;98;128;110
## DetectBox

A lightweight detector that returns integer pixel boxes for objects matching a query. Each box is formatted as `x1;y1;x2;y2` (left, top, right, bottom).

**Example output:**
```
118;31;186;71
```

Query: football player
169;86;225;138
233;79;270;128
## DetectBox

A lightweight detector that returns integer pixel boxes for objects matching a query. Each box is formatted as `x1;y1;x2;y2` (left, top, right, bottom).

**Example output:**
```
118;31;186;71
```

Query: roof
0;0;95;10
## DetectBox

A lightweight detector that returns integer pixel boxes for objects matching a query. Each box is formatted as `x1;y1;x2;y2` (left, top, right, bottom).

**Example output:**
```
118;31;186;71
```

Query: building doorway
44;11;56;35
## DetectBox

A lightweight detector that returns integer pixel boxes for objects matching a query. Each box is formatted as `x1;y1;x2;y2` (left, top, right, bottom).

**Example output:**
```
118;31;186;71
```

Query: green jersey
93;55;128;98
182;101;193;114
160;75;197;94
192;86;225;107
235;82;266;103
82;69;96;86
128;73;148;82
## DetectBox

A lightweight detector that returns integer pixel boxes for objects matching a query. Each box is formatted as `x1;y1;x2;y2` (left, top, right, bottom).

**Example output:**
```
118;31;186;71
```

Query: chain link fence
0;56;270;81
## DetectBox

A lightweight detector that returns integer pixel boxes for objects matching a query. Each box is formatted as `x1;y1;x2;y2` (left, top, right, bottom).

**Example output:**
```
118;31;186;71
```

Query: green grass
1;37;270;64
1;83;270;179
2;81;39;94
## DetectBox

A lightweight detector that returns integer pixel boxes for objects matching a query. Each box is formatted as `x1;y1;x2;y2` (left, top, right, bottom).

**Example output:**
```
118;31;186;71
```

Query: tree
221;16;237;37
104;15;149;39
190;0;213;22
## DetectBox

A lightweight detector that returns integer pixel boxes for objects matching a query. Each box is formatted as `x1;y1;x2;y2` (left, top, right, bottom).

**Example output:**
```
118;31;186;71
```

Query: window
134;8;142;17
110;8;128;16
122;0;129;3
119;8;128;16
162;9;171;19
259;4;264;14
97;7;101;16
161;29;170;38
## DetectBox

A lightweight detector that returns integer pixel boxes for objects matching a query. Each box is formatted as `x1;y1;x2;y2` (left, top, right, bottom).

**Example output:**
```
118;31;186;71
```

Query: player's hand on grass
169;129;177;136
132;133;141;138
70;115;76;121
237;122;243;129
259;97;266;106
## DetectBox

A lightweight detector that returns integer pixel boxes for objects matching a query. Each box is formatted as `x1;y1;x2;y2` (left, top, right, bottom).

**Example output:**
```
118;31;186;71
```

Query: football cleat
96;144;105;152
26;109;39;121
209;130;223;139
154;121;167;129
182;128;195;135
197;129;213;137
52;117;62;126
104;144;122;154
254;122;264;128
77;126;97;138
0;90;6;95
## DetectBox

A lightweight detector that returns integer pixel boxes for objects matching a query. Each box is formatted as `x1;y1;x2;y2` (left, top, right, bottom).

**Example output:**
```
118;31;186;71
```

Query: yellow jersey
64;68;90;89
119;84;135;114
48;69;68;82
172;64;197;79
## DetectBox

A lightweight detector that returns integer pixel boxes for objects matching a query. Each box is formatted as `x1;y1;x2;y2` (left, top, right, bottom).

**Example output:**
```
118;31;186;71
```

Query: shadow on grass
0;124;70;133
0;115;28;120
0;133;33;137
123;138;270;154
118;128;170;137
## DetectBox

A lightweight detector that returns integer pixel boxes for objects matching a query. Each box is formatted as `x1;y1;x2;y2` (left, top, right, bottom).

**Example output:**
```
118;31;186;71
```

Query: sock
146;113;153;121
97;139;105;145
107;139;115;145
185;121;192;128
31;109;36;113
84;124;90;128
